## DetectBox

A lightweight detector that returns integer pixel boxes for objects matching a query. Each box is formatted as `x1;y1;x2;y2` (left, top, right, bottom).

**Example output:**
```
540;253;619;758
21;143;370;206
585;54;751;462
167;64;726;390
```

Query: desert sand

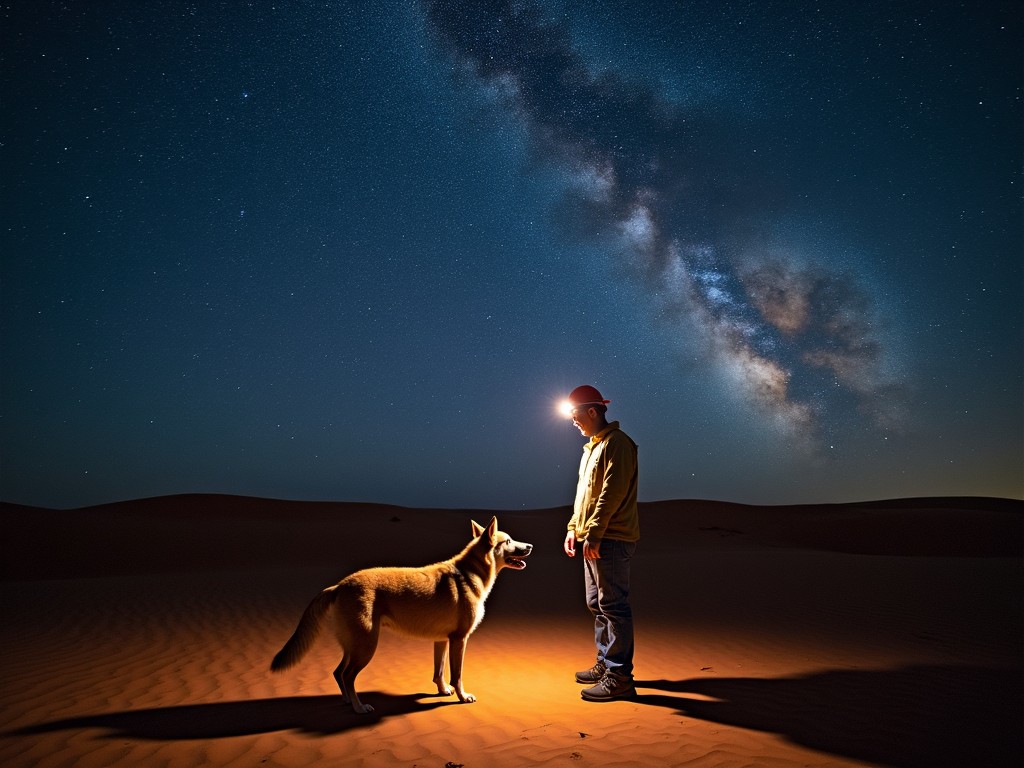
1;494;1021;767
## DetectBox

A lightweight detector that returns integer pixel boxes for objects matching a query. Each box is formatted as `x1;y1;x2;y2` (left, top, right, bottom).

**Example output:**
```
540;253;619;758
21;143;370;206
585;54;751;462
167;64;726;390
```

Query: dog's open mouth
504;556;528;570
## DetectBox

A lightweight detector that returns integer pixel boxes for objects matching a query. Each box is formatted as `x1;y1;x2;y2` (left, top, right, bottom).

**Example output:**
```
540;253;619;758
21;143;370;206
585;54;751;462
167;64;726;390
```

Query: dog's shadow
11;692;453;740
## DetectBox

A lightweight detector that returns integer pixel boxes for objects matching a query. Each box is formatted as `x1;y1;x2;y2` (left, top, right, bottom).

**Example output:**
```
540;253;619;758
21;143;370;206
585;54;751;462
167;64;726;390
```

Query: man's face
571;405;601;437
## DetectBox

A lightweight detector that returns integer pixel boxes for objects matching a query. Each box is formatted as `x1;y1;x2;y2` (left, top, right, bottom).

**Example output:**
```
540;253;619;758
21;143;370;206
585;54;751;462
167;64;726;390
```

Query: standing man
561;384;639;701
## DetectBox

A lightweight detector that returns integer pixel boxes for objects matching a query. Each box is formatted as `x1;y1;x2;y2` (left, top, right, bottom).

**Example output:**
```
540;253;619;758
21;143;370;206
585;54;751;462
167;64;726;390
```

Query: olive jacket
567;421;639;543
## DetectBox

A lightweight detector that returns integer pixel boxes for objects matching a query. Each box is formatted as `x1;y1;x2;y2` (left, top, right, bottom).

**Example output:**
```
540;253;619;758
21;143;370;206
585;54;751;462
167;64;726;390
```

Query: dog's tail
270;586;336;671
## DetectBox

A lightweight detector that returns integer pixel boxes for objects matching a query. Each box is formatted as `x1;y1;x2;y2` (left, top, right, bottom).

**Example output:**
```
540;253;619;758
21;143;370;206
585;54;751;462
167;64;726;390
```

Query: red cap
567;385;611;406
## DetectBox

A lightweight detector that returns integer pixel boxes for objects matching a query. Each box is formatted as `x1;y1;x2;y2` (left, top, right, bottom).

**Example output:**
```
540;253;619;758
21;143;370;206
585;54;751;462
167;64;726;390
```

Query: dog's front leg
433;640;454;695
447;634;475;703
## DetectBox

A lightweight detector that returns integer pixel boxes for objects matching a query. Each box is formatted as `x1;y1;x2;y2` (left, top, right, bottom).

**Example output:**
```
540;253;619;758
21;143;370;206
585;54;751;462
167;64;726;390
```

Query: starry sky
2;0;1021;510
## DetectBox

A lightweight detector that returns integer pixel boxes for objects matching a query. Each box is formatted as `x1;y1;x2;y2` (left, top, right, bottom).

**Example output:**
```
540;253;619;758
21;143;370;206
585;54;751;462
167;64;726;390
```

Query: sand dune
1;495;1021;767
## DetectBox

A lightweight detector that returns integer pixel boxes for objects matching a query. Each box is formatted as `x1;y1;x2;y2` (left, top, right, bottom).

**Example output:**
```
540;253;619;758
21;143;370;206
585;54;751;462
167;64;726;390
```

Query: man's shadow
10;692;453;740
635;664;1022;768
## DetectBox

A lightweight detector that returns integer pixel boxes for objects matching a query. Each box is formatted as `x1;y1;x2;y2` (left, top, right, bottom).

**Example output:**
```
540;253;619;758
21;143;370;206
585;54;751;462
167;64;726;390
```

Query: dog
271;516;532;713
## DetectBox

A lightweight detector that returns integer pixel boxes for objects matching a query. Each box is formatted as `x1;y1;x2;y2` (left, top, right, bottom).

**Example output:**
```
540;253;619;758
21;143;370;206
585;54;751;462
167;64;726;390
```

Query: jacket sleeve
585;433;636;540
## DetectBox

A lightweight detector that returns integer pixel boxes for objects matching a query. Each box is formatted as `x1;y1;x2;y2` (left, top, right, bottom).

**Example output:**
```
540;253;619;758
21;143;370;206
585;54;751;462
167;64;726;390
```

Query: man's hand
583;539;602;560
563;530;577;557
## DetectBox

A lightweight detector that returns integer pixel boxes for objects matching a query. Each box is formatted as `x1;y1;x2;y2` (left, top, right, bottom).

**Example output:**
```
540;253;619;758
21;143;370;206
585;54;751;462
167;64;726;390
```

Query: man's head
561;385;611;437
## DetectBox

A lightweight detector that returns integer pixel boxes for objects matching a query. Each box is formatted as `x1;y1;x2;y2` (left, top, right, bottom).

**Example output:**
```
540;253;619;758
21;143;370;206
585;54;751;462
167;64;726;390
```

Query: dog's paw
352;702;375;714
433;675;455;696
458;692;477;704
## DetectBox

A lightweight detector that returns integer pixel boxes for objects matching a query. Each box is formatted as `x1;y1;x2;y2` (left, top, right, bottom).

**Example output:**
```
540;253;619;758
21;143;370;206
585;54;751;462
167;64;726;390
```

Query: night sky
2;0;1021;510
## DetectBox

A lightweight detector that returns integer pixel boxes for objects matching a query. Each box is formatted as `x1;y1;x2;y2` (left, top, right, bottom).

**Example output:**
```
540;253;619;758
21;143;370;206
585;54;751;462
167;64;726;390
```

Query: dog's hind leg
333;628;379;714
332;658;353;706
432;640;454;695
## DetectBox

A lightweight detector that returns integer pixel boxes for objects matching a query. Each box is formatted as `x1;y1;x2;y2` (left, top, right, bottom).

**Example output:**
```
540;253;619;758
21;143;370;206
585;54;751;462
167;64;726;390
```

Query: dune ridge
2;494;1020;581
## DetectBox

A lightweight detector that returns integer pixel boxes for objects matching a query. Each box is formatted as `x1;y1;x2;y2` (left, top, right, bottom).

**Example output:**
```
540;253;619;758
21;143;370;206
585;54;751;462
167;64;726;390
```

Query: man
561;384;639;701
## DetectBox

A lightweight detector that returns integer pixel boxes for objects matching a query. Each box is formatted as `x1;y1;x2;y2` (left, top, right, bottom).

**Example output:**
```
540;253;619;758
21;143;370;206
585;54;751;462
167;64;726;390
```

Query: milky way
423;0;905;448
1;0;1018;509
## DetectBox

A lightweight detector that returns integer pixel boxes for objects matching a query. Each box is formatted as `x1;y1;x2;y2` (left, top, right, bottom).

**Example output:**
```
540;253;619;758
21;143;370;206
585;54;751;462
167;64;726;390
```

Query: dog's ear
471;520;485;538
487;516;498;542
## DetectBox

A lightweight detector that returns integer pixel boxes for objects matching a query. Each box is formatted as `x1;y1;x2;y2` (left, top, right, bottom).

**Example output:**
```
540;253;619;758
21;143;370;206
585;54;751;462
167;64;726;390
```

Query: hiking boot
581;672;636;702
575;662;606;684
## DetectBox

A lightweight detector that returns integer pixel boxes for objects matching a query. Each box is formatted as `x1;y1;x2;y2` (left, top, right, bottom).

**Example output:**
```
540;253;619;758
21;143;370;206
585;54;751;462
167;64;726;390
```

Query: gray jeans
583;539;636;678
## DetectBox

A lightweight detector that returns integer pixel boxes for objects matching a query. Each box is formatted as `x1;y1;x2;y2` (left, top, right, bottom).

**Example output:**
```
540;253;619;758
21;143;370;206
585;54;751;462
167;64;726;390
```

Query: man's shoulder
602;424;637;450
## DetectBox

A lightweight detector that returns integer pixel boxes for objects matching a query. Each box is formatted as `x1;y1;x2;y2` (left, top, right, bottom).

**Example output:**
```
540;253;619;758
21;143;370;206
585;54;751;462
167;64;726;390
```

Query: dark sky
2;0;1021;510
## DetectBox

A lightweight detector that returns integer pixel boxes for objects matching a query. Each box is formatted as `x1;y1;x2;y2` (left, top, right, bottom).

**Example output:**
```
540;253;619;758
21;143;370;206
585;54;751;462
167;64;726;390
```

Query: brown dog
271;517;532;713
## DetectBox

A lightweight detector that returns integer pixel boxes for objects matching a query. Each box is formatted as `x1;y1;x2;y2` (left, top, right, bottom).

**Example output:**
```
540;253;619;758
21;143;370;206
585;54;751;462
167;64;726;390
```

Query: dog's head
471;517;533;571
